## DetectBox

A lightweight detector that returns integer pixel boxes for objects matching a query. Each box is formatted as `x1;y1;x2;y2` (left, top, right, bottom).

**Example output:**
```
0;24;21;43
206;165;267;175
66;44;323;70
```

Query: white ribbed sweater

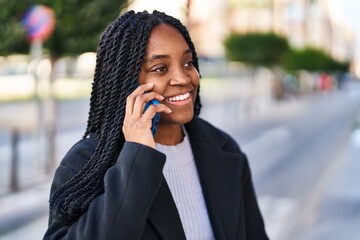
156;135;215;240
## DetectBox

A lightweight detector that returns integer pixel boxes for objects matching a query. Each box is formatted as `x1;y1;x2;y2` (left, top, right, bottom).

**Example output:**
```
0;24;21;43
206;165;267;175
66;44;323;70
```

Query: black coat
44;117;269;240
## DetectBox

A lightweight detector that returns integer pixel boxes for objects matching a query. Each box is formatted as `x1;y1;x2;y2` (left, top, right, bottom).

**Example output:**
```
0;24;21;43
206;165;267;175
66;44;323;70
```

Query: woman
44;10;268;240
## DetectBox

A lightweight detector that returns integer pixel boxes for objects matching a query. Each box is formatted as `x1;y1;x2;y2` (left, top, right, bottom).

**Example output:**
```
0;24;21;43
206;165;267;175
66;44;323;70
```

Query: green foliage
223;32;349;73
283;47;350;72
0;0;28;55
224;32;289;67
0;0;128;57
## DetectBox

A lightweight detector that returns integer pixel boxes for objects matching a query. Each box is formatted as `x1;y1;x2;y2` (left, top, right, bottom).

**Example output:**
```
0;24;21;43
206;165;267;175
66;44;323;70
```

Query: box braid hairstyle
49;10;202;225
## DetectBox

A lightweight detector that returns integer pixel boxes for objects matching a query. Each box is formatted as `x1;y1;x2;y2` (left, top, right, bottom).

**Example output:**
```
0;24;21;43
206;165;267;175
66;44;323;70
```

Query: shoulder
49;135;99;199
58;135;99;174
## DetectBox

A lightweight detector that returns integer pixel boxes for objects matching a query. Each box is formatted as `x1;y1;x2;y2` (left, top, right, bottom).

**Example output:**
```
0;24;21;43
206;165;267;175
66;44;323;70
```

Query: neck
155;124;184;146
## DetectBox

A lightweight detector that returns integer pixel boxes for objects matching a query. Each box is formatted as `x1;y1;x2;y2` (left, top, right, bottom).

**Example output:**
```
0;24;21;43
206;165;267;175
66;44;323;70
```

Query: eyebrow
143;49;192;63
143;54;169;63
184;49;192;56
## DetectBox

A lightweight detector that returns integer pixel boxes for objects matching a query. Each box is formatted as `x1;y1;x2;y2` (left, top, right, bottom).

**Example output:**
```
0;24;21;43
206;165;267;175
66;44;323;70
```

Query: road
0;84;360;239
201;89;360;240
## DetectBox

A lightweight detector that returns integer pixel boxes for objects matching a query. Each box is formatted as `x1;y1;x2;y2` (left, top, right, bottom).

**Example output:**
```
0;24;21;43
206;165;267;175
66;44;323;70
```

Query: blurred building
127;0;227;57
227;0;355;63
128;0;355;64
128;0;188;21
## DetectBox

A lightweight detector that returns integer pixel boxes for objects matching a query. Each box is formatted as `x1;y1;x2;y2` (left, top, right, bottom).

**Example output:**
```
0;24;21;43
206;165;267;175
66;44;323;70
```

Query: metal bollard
10;128;19;192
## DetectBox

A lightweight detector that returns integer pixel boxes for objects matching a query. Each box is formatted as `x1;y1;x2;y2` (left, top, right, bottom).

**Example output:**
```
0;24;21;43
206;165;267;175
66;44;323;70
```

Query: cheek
191;67;200;79
194;68;200;79
190;71;200;87
137;73;164;90
153;85;168;96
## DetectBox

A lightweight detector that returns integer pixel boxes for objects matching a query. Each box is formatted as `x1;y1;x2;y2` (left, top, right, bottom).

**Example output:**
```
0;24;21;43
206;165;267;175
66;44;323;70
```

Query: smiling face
137;23;200;127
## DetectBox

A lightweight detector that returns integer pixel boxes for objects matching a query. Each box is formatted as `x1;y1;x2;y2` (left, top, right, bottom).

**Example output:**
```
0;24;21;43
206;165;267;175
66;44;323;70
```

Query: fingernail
166;108;172;113
146;83;154;86
160;96;165;100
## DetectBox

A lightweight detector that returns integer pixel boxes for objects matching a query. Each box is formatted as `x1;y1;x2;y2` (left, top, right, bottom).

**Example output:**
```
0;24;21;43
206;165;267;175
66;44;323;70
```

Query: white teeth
168;92;190;102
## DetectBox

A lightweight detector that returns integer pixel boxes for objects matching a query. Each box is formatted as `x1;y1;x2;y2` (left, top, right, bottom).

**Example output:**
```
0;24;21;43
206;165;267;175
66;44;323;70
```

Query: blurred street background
1;0;360;240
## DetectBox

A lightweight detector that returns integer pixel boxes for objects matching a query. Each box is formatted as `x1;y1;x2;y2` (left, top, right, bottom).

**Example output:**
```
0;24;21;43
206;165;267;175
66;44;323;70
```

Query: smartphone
143;99;160;136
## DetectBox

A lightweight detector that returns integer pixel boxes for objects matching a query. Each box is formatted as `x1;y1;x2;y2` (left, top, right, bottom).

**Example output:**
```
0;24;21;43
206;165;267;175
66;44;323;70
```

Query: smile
167;92;190;102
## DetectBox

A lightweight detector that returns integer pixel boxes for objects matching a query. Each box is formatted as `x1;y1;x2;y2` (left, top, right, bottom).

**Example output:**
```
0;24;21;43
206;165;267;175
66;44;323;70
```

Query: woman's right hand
122;83;172;149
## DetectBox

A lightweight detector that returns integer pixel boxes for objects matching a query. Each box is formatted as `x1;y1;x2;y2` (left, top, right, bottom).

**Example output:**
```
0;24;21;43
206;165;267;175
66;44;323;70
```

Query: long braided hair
49;10;202;225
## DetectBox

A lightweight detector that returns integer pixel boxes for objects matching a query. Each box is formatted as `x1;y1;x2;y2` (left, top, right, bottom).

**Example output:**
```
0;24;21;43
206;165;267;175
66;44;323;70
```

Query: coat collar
185;117;243;240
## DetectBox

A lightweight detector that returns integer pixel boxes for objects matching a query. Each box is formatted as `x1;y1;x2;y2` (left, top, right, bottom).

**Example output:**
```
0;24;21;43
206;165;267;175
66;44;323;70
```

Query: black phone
143;99;160;136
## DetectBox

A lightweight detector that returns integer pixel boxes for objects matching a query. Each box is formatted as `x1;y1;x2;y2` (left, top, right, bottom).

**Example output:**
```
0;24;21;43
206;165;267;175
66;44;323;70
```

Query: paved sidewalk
0;215;48;240
301;128;360;240
0;129;83;238
0;181;50;237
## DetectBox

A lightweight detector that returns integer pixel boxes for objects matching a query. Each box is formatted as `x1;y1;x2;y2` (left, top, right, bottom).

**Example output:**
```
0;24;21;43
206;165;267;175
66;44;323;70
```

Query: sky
328;0;360;60
328;0;360;28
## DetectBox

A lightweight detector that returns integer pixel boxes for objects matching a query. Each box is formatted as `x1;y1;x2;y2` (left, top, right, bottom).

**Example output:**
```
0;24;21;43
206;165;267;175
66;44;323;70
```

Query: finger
125;83;154;120
142;103;172;120
133;92;165;118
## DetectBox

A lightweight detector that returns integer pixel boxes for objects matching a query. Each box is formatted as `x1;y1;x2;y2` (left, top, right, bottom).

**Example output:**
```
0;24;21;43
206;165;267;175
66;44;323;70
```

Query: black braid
49;10;202;225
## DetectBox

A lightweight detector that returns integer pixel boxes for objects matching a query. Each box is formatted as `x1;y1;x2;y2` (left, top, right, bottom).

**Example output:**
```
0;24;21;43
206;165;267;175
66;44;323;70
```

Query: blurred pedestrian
44;10;268;240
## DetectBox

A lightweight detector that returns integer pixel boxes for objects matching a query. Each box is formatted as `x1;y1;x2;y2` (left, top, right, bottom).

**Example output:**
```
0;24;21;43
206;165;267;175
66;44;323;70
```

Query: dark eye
184;60;194;68
152;66;167;73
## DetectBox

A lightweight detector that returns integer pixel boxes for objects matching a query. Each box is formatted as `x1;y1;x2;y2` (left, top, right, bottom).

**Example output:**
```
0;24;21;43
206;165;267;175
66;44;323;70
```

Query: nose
169;67;191;85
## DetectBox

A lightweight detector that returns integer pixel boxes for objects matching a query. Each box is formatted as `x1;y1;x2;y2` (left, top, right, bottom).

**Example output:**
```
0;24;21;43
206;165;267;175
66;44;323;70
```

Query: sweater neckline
156;134;194;168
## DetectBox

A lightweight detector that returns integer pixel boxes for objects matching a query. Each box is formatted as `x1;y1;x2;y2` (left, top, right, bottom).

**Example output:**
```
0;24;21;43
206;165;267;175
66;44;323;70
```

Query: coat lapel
185;118;244;240
147;178;186;240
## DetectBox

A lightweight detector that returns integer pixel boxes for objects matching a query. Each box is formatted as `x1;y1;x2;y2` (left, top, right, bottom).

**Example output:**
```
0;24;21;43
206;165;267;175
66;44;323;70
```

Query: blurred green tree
0;0;128;57
224;32;289;67
0;0;128;173
283;47;350;73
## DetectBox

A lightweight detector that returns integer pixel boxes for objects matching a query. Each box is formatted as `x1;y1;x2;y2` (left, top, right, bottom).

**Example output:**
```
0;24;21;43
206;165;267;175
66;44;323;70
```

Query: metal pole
30;39;46;174
10;129;20;192
46;58;57;174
